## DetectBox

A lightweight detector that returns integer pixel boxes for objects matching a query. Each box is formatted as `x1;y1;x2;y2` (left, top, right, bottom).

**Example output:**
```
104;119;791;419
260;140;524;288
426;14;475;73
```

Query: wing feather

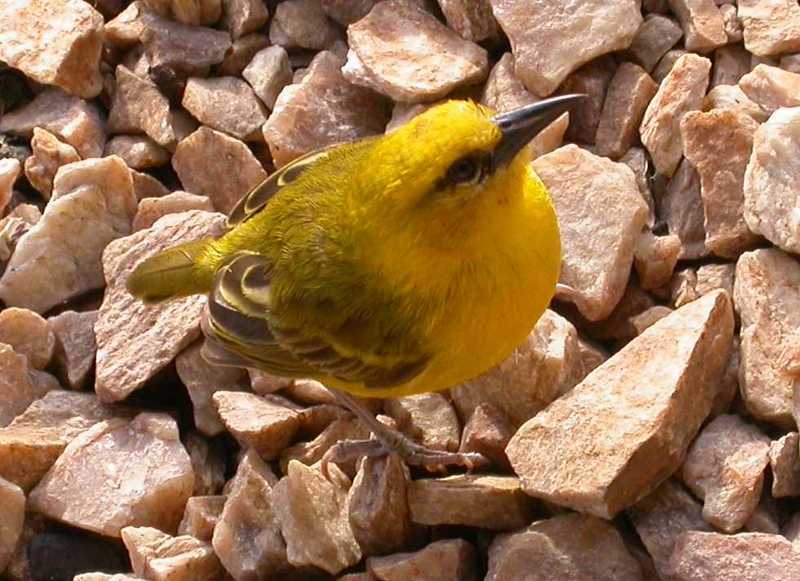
203;252;429;389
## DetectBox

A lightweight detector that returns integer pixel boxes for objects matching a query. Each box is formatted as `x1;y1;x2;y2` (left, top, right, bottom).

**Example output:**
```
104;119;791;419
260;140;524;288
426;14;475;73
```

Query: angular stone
264;51;388;167
213;450;288;580
274;461;361;575
133;170;170;200
681;108;759;258
121;526;221;581
653;48;687;83
669;531;800;580
270;0;337;50
0;0;103;98
452;310;584;427
739;64;800;115
213;392;301;460
47;310;97;390
672;264;736;309
437;0;497;42
104;1;147;48
0;476;24;574
347;454;416;556
738;0;800;57
629;15;684;72
133;192;215;233
343;1;487;104
0;157;136;313
721;3;743;42
182;77;266;141
74;575;145;581
29;413;194;537
243;46;293;110
321;0;375;25
384;394;460;453
175;341;246;436
281;416;370;474
558;57;617;145
0;88;105;158
668;0;727;52
108;66;190;151
95;211;226;402
24;128;80;200
140;11;231;77
368;539;478;581
744;106;800;254
534;145;648;321
178;496;224;542
735;248;800;427
218;33;269;76
458;403;513;470
141;0;221;25
491;0;641;97
620;147;657;227
0;158;19;215
172;126;267;214
507;291;734;518
486;513;642;581
703;84;768;121
770;432;800;497
0;343;37;428
712;44;753;87
640;53;712;177
633;232;681;291
248;368;291;395
682;414;770;532
0;308;53;369
105;136;170;170
408;475;537;531
481;53;568;158
627;479;712;580
660;158;706;259
595;63;658;159
221;0;268;39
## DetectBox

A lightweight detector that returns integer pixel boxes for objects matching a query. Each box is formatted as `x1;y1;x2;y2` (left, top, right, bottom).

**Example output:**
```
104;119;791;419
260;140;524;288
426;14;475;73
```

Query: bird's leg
322;388;489;474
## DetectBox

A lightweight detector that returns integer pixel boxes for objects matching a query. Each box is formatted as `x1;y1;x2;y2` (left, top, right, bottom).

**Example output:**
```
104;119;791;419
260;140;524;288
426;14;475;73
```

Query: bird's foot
321;432;489;478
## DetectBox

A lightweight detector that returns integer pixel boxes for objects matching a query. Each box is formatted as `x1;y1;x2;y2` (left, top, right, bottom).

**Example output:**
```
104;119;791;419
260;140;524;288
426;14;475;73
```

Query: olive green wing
227;146;337;228
202;252;430;389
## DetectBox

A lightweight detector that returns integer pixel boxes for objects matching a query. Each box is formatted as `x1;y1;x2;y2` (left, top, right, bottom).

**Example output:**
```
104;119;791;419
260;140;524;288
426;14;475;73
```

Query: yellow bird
127;95;582;470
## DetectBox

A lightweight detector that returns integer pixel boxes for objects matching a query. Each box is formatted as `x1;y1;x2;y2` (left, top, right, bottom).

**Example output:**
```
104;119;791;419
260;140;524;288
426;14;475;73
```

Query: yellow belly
328;172;561;399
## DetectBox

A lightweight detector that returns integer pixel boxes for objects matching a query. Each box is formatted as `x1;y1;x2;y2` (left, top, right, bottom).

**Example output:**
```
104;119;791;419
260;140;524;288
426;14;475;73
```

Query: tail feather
126;238;219;303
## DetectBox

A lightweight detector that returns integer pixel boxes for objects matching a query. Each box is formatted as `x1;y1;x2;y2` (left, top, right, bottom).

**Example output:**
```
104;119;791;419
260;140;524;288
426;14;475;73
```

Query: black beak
492;94;586;168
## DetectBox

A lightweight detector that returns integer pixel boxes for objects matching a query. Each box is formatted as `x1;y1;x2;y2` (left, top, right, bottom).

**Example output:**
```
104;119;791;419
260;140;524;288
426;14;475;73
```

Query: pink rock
343;0;488;103
660;159;706;259
669;531;800;580
0;476;24;573
242;46;293;110
436;0;498;42
369;539;478;581
122;525;222;581
640;53;711;177
668;0;727;52
105;136;170;170
739;64;800;114
629;15;684;72
0;0;104;98
681;108;760;259
263;51;388;167
0;88;105;158
133;192;215;232
738;0;800;57
29;413;194;537
0;344;38;428
507;291;734;518
682;414;771;532
94;210;226;402
220;0;268;39
595;63;658;159
218;33;269;76
24;128;81;200
172;126;267;214
712;44;752;87
533;145;649;321
270;0;338;50
769;432;800;497
0;308;54;370
48;310;98;390
486;513;642;581
490;0;641;97
182;77;267;141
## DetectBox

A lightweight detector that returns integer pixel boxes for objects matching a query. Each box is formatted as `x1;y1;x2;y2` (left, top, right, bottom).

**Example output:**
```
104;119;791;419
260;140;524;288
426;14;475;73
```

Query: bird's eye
446;156;483;186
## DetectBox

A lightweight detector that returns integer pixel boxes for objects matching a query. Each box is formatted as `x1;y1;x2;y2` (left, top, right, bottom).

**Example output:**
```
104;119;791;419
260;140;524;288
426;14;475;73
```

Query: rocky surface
0;1;799;578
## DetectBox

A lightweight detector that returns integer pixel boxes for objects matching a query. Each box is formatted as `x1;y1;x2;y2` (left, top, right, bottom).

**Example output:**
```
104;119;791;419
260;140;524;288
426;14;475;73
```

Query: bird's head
367;95;583;253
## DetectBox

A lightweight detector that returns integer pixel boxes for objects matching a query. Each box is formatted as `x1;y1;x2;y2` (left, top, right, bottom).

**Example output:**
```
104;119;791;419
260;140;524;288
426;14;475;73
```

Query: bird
126;94;584;471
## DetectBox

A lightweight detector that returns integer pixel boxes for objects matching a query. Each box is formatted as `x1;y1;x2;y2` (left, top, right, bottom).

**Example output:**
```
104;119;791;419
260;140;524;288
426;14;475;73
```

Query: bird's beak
491;94;586;169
